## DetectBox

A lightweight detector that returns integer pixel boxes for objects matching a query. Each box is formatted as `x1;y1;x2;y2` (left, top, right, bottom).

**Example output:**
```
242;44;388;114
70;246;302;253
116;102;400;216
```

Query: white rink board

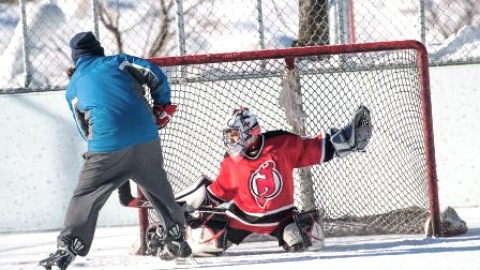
0;64;479;232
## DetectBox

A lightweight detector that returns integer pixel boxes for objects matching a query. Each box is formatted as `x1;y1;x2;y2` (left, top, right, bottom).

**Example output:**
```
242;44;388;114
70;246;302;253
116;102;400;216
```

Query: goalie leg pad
175;175;213;210
330;105;373;158
282;209;325;252
186;210;230;257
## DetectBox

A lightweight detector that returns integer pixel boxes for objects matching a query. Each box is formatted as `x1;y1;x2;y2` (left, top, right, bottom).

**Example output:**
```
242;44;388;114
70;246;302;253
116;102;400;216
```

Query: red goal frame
132;40;441;254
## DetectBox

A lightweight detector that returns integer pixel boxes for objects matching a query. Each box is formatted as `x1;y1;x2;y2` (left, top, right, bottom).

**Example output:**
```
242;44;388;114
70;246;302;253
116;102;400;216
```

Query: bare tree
145;0;175;57
99;0;123;52
98;0;208;57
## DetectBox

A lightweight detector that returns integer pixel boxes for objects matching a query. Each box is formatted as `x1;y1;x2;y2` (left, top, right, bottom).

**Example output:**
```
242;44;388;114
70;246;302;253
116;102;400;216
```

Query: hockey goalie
146;106;373;256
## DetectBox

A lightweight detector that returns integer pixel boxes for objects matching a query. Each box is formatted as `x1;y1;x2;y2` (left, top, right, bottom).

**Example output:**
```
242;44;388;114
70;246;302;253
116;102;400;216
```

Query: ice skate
38;248;75;270
156;224;194;263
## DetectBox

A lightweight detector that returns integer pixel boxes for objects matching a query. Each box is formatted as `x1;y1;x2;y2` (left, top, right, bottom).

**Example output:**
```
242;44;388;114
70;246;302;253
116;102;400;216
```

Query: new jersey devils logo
249;161;282;209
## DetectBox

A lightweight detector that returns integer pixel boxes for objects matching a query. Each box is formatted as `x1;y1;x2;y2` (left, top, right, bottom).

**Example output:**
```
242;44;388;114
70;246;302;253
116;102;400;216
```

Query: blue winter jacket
65;53;170;152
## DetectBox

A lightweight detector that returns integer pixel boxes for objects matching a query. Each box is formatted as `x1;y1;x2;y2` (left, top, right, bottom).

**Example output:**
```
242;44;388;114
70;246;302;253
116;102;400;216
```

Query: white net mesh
140;43;439;237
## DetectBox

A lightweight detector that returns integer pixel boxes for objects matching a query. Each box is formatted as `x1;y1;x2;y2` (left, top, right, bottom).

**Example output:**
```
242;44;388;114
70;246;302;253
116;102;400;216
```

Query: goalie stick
118;181;224;213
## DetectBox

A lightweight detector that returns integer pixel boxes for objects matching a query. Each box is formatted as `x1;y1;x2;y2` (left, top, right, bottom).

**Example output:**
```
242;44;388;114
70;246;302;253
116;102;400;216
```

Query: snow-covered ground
1;207;479;270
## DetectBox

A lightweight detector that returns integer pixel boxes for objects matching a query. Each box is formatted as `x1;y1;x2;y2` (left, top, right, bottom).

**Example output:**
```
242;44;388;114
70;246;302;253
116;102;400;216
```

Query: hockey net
131;41;443;253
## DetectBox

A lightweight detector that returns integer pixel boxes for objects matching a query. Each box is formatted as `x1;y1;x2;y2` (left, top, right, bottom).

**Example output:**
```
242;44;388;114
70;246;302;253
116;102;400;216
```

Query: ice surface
1;207;479;270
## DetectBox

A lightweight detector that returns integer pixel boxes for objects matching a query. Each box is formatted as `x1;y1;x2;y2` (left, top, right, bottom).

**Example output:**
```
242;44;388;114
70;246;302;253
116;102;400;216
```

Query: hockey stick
118;181;228;215
118;181;152;208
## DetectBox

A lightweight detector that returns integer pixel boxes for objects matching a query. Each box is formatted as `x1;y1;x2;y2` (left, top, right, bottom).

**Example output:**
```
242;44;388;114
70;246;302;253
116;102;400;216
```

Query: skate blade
175;255;197;266
35;265;59;270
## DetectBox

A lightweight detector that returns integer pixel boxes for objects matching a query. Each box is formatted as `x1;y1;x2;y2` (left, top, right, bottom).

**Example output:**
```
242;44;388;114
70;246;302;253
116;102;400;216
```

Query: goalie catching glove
153;103;177;129
330;105;373;158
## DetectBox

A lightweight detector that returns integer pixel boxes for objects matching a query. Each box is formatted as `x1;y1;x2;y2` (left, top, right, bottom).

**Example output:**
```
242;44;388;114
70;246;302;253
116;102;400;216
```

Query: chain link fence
1;0;479;93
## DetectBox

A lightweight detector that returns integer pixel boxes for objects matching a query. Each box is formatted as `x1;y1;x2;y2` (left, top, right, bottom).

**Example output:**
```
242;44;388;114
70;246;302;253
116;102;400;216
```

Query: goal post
132;40;441;252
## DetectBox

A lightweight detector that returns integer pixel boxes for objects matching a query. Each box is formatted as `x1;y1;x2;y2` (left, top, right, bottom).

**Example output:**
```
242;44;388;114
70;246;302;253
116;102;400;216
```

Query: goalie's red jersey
207;130;332;234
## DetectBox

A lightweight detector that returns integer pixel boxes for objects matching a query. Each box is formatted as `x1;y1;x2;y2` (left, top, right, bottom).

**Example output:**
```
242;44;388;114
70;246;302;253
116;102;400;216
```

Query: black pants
58;139;184;256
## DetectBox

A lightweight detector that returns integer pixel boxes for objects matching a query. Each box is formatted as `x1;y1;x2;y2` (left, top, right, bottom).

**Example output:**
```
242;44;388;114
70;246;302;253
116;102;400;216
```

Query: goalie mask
223;107;261;157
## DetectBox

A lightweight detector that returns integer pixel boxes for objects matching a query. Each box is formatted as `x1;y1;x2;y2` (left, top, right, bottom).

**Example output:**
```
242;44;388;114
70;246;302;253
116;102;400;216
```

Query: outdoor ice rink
1;2;480;270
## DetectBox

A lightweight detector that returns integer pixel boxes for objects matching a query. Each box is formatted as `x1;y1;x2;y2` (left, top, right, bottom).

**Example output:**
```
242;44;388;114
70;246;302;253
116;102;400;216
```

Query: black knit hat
69;31;105;65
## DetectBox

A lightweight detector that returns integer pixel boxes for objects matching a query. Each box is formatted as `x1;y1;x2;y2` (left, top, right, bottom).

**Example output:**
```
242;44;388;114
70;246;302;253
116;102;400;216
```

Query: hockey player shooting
150;106;373;256
38;32;192;270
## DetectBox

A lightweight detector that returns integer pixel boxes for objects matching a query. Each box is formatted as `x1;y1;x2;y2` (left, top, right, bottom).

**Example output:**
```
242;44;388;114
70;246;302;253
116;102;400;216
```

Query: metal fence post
175;0;187;56
256;0;266;50
19;0;31;88
330;0;348;45
337;0;349;44
328;0;338;44
91;0;100;39
419;0;426;45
